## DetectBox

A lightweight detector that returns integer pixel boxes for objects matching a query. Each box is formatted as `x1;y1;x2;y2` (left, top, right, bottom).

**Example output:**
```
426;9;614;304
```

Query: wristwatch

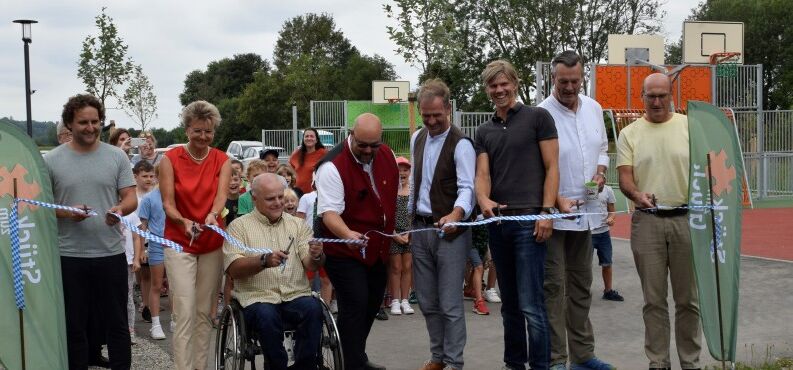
541;207;559;214
260;253;271;269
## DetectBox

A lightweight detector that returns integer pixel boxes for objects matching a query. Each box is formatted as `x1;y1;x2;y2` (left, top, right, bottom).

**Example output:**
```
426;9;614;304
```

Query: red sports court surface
610;207;793;261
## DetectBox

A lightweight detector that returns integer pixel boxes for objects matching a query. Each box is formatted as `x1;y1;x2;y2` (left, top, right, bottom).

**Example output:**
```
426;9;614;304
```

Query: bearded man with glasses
314;113;399;370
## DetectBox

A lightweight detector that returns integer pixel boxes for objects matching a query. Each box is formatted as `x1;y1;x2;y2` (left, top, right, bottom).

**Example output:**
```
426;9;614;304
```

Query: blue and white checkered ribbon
113;214;184;253
18;198;99;216
9;199;25;309
204;224;274;254
10;197;713;274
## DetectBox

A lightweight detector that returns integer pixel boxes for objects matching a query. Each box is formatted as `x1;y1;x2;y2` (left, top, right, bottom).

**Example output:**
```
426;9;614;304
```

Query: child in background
283;188;299;216
225;169;242;225
237;160;268;216
131;161;155;326
230;159;247;193
123;205;142;344
277;164;304;198
137;163;169;339
464;221;490;315
262;148;280;173
297;179;337;312
590;184;624;301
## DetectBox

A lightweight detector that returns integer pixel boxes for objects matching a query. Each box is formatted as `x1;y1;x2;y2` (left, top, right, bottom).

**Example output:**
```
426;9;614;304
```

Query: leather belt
639;206;688;217
414;214;435;225
499;208;541;216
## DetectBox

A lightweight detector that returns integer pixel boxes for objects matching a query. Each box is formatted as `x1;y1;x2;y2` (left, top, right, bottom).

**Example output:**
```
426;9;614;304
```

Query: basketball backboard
372;80;410;104
683;21;744;64
607;34;665;65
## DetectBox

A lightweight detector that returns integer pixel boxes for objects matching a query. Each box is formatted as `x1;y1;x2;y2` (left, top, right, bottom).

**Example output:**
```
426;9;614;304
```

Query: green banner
0;124;68;369
687;101;744;361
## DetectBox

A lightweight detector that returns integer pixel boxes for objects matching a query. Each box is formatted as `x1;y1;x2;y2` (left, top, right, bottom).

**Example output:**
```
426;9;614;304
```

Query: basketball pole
706;153;728;370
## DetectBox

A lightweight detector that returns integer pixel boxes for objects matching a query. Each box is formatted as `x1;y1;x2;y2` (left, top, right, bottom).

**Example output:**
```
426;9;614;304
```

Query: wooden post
408;92;417;138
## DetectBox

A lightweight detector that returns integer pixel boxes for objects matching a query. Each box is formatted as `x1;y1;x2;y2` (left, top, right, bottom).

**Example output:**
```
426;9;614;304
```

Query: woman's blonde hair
181;100;221;129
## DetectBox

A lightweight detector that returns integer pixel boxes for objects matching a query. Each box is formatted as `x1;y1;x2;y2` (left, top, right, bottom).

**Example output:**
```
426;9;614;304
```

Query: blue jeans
488;221;551;370
243;296;323;370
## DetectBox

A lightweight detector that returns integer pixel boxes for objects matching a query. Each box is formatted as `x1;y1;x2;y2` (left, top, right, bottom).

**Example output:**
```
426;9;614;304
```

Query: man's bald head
350;113;384;163
642;73;672;95
353;113;383;139
251;173;288;221
641;73;674;123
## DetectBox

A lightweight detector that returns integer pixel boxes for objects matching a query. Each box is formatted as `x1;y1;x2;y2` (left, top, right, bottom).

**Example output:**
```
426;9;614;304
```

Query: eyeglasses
643;93;670;101
352;135;382;149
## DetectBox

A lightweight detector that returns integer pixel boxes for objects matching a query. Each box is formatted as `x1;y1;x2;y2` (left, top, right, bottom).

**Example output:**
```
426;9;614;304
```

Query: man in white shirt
537;51;614;370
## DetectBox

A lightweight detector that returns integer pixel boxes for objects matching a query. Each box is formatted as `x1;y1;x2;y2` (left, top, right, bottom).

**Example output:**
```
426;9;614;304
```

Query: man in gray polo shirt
474;59;560;370
45;94;137;369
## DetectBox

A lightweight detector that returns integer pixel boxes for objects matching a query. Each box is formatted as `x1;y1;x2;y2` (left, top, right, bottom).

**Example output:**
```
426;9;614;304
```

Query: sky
1;0;694;130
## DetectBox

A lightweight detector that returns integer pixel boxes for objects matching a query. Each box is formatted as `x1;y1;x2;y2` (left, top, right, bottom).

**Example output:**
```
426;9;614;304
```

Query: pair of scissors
189;222;202;248
280;236;295;273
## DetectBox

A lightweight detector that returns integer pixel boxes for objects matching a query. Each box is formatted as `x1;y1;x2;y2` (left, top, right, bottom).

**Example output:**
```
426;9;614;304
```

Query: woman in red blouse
159;100;231;370
288;127;327;194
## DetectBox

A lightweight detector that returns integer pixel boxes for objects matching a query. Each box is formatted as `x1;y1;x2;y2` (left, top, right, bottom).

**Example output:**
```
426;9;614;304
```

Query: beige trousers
544;229;595;365
164;247;223;370
631;211;701;369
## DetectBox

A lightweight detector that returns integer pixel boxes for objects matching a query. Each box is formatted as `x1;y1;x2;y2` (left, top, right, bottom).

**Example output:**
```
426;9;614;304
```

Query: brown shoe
418;361;445;370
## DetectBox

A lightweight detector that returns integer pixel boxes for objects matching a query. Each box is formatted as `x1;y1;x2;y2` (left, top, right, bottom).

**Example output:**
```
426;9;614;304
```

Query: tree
77;7;133;116
273;13;356;71
179;53;269;106
121;65;157;132
689;0;793;110
385;0;664;104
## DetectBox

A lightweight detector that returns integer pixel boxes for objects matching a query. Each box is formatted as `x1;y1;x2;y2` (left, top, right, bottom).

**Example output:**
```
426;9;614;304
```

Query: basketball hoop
710;52;741;78
386;98;401;104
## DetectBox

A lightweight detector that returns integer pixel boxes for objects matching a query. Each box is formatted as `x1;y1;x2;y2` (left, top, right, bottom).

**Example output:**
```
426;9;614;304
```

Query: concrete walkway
127;238;793;369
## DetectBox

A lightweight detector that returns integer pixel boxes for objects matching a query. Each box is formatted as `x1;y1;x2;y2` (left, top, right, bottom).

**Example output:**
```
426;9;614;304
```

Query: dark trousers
244;296;323;370
61;253;131;370
489;221;551;370
324;255;387;370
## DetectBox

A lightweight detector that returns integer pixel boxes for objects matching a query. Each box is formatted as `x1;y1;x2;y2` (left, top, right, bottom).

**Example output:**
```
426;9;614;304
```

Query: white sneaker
389;299;402;315
170;320;175;333
485;288;502;303
129;330;137;345
150;324;166;340
400;299;414;314
329;300;338;314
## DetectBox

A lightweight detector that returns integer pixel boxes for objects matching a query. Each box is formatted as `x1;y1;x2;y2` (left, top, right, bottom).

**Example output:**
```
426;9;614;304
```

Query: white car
239;145;286;172
226;140;263;160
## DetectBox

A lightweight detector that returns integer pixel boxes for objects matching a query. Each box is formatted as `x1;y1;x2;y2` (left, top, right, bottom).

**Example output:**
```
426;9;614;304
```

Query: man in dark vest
410;79;476;370
315;113;398;370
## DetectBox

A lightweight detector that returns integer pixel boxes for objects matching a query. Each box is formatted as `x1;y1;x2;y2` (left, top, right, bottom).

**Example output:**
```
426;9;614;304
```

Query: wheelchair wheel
318;298;343;369
215;303;247;370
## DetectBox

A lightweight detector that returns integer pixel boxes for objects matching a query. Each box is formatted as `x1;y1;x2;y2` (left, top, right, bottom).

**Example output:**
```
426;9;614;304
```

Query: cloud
1;0;687;132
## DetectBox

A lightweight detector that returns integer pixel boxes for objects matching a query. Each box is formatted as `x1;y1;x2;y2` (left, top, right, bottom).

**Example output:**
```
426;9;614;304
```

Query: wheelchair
214;292;343;370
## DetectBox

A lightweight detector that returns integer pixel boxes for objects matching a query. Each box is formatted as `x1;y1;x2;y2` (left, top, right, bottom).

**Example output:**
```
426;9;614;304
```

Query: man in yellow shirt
616;73;701;370
223;173;325;370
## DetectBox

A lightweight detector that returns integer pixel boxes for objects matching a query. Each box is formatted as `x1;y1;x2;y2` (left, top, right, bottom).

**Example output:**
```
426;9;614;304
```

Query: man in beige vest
410;78;476;370
616;73;701;370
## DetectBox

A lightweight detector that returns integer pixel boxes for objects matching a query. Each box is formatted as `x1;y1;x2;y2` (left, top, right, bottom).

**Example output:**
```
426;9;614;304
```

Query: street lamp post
13;19;37;138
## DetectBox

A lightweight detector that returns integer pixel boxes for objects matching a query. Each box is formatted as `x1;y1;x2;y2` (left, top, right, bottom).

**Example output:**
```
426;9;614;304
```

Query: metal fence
260;129;297;160
310;101;346;128
731;110;793;154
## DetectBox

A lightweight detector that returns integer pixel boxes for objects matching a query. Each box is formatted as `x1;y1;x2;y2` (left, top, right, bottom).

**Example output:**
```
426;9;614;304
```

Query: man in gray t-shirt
45;94;137;369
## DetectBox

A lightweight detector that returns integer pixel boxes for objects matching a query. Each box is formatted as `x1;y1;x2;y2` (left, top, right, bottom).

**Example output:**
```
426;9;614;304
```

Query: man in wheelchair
223;173;326;370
